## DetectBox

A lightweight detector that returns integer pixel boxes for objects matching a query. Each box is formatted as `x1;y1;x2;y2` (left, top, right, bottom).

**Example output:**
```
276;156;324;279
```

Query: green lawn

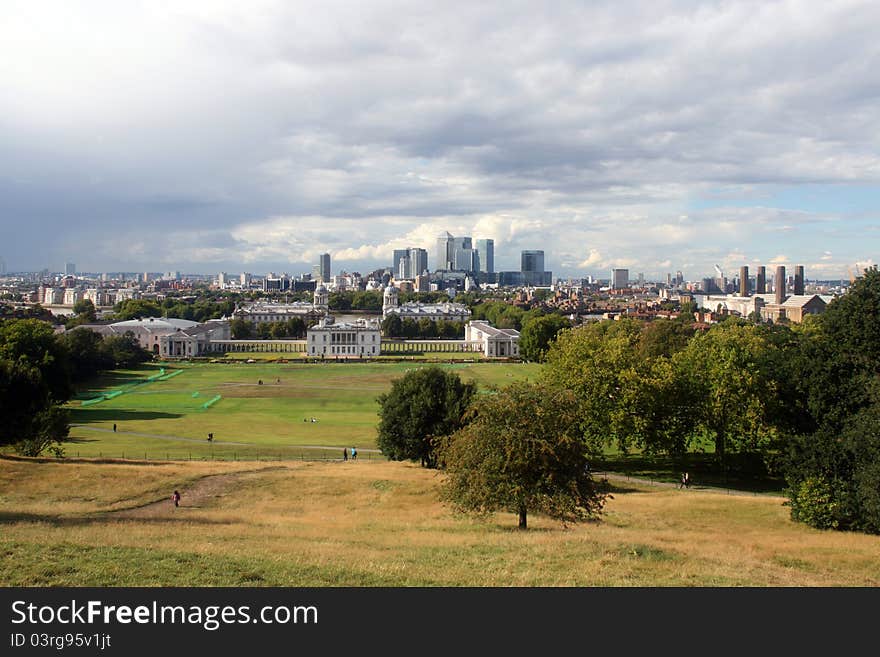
62;361;540;459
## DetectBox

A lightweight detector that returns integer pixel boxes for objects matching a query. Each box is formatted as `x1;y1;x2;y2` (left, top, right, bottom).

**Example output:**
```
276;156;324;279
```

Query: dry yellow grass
1;457;878;586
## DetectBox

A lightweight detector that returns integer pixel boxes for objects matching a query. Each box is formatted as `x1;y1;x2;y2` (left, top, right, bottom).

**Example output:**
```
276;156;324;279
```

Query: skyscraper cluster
435;232;491;274
392;233;550;286
393;248;429;279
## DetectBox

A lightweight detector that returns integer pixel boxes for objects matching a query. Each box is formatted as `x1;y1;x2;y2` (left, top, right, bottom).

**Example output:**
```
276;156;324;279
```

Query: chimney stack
794;265;805;295
756;266;766;294
775;266;786;305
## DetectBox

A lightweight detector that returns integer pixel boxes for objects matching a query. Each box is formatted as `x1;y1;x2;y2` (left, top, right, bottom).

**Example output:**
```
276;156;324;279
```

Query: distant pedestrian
207;433;213;442
113;423;117;433
343;448;348;461
171;490;181;507
258;379;263;385
680;472;690;489
351;447;357;461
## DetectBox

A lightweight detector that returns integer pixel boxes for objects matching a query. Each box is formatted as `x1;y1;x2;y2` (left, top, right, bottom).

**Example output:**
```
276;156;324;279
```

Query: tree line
0;319;150;457
377;269;880;534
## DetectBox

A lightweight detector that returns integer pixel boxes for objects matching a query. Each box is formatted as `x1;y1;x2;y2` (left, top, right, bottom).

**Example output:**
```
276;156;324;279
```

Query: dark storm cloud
2;0;879;276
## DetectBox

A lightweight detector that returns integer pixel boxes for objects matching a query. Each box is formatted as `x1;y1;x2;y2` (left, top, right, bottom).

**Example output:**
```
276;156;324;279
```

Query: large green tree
440;382;608;529
541;319;645;451
62;327;111;381
72;299;97;322
101;333;151;367
376;367;476;468
113;299;162;321
0;318;71;402
0;319;72;455
519;314;570;361
783;269;880;533
675;322;787;459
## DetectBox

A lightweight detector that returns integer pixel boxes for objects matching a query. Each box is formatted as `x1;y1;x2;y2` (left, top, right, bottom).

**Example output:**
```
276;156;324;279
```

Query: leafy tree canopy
376;367;476;468
440;382;609;529
519;313;571;362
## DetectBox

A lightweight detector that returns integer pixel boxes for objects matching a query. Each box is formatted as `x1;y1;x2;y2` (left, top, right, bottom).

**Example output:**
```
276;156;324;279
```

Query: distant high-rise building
241;272;252;287
65;262;76;275
392;248;428;279
775;265;786;305
702;277;716;294
392;249;408;277
264;273;291;292
794;265;805;295
397;257;409;279
612;268;629;290
522;250;544;274
436;231;454;271
637;273;644;286
319;253;331;283
676;271;684;285
454;247;477;272
740;266;749;297
666;273;672;287
476;239;494;274
756;266;766;294
217;272;227;288
452;237;474;272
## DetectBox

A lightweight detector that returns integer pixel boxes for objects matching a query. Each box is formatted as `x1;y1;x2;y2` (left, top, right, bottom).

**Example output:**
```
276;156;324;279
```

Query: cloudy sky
2;0;878;280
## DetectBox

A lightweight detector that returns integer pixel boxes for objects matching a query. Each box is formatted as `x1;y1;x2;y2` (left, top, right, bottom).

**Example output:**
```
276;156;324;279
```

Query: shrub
788;476;839;530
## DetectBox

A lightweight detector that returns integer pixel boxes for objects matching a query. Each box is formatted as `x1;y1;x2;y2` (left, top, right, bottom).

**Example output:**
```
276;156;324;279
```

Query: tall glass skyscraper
436;232;454;271
476;239;494;274
521;250;544;273
319;253;331;283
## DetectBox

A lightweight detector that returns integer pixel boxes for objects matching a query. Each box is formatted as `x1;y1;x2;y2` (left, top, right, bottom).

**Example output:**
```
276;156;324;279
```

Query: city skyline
2;2;878;278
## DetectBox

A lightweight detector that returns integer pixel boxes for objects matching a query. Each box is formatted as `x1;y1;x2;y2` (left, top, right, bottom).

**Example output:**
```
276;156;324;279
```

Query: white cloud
2;1;879;278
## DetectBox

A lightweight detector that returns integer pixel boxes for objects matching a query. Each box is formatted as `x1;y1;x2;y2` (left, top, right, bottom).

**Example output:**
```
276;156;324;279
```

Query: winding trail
597;471;786;499
109;466;288;519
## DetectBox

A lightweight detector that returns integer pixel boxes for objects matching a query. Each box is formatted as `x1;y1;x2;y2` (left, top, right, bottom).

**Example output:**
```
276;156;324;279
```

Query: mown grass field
61;362;540;459
1;457;878;586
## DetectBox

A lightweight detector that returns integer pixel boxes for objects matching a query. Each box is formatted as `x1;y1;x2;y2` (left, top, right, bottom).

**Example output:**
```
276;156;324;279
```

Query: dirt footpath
110;466;287;518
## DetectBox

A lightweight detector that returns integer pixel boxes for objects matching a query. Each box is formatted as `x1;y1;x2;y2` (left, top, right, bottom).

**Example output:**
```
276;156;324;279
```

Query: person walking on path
351;447;357;461
343;448;348;461
113;423;117;432
680;472;690;489
171;490;181;507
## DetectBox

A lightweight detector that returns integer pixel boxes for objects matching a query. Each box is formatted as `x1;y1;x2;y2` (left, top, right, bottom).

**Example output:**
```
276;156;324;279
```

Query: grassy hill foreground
1;456;878;586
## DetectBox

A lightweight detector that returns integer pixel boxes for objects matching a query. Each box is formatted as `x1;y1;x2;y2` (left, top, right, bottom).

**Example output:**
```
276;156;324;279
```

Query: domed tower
383;282;399;316
313;283;329;310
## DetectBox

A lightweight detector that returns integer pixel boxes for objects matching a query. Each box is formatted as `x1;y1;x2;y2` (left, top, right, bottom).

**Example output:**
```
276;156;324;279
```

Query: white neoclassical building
465;320;520;358
233;285;329;324
382;283;471;322
78;317;231;358
307;316;381;358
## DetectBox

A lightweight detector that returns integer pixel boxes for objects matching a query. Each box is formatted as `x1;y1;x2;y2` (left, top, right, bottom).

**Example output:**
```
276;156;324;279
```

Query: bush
788;476;839;530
